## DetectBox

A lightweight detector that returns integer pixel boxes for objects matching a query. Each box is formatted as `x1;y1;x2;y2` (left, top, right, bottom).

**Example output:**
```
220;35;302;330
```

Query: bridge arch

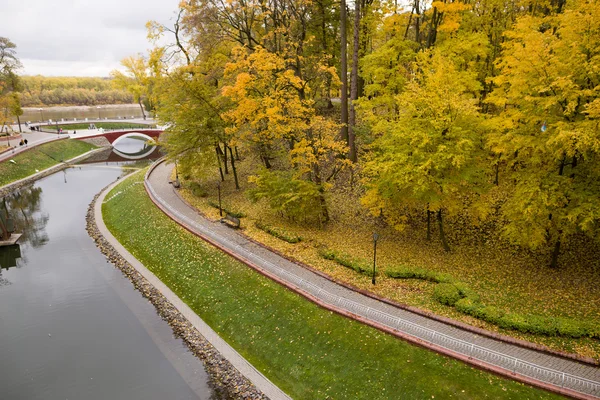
112;132;155;147
76;129;163;145
112;143;158;160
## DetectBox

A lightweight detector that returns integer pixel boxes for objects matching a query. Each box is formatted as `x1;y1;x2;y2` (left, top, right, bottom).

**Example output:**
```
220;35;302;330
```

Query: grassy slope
176;159;600;360
102;172;563;400
0;139;96;186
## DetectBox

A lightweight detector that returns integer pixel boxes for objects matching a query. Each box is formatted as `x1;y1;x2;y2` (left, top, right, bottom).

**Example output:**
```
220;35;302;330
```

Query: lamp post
97;106;101;120
372;232;379;285
217;182;223;217
173;160;181;188
38;108;44;122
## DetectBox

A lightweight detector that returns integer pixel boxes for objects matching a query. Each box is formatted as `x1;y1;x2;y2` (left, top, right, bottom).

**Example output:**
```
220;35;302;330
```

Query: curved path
145;160;600;400
0;134;65;163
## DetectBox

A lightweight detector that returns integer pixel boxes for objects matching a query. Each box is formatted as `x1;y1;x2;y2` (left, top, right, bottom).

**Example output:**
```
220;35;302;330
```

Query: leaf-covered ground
0;139;97;186
103;172;565;399
176;160;600;360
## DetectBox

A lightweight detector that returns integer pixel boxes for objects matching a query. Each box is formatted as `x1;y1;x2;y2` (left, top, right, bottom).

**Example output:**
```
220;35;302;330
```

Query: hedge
255;222;302;244
318;248;375;276
386;266;597;339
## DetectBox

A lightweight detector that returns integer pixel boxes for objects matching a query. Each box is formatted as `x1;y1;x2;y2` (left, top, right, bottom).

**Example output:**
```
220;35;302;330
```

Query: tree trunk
235;146;241;161
426;209;432;241
138;99;146;120
228;145;240;190
340;0;349;144
550;239;561;268
215;146;225;182
347;0;360;163
312;162;329;223
217;143;228;174
415;0;420;45
494;160;499;186
16;115;22;133
437;209;450;252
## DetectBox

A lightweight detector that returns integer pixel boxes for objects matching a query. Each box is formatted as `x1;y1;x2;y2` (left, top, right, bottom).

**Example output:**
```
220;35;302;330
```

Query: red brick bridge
77;129;163;145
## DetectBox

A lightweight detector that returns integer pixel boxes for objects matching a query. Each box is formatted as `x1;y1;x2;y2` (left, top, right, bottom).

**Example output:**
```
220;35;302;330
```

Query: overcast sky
2;0;180;77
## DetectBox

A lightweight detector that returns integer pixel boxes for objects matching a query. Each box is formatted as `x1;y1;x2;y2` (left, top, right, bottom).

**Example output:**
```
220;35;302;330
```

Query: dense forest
124;0;599;270
18;76;133;106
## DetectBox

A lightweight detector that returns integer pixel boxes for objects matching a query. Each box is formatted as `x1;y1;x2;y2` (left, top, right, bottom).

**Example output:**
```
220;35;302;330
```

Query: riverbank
100;170;567;399
0;139;98;188
88;176;269;400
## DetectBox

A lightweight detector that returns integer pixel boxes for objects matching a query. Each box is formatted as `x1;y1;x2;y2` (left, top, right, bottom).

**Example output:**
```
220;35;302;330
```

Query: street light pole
372;232;379;285
173;161;180;188
97;106;101;120
39;108;44;122
217;182;223;217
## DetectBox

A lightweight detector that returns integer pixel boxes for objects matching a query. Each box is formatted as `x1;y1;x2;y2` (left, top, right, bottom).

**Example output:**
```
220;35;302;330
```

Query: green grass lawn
0;139;96;187
43;122;156;131
102;172;564;400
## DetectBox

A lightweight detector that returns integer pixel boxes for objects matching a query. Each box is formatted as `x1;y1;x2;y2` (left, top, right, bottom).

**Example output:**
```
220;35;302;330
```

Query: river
20;105;148;124
0;142;215;400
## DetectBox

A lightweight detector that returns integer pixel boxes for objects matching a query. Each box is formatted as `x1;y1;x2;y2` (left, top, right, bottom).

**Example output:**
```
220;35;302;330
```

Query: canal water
20;105;147;124
0;145;215;399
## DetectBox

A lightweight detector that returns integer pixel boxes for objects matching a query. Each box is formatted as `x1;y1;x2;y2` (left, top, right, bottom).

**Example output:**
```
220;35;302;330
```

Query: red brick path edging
144;159;597;400
167;166;598;368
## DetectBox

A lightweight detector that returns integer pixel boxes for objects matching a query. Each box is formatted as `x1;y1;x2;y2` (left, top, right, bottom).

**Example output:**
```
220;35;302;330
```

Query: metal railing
144;173;600;399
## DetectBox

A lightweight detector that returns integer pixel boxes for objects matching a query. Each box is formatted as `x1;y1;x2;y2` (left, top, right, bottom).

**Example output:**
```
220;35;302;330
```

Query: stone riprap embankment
85;188;267;400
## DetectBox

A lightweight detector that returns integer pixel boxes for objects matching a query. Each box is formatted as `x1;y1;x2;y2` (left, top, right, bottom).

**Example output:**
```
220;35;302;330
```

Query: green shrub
453;282;480;302
477;306;505;325
255;222;302;244
327;255;599;339
385;267;453;283
188;182;207;198
496;312;531;332
318;248;336;260
433;283;462;306
318;248;374;277
455;297;482;315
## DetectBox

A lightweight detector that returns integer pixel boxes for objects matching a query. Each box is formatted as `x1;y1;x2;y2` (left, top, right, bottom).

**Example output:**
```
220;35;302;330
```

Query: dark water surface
21;105;146;124
0;165;214;400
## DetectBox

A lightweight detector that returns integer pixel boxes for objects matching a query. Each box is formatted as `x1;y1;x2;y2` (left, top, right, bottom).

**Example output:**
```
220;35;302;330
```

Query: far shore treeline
19;76;133;107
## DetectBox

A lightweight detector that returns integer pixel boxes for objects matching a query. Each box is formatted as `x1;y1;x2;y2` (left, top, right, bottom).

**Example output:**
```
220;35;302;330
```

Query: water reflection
3;186;49;249
0;165;213;400
21;105;147;123
0;244;21;270
79;136;162;166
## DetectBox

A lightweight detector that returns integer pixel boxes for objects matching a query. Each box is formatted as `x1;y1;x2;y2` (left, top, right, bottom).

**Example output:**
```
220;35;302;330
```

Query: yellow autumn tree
223;46;347;222
363;48;485;251
487;0;600;267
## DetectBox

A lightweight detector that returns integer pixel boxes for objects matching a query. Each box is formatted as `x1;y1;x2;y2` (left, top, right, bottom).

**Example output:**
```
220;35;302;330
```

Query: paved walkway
146;160;600;400
0;132;66;163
